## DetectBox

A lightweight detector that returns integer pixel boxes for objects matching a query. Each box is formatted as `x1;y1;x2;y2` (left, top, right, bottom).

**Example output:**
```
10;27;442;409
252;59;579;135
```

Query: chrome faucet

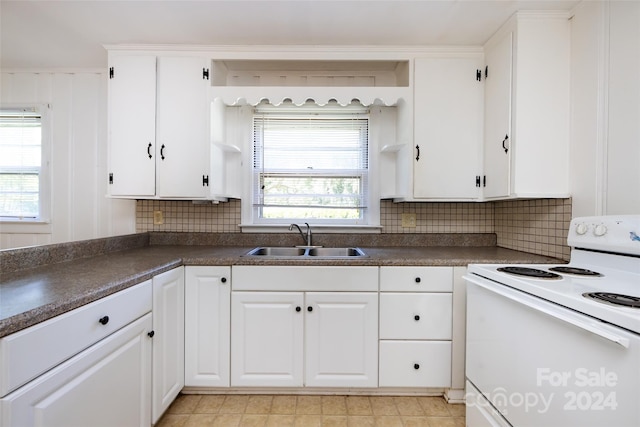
289;222;312;247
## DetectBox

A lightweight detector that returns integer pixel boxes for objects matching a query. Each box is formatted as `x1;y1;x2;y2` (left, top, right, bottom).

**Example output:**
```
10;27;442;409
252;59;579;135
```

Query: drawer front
380;267;452;292
379;341;451;388
0;280;152;397
232;266;378;292
379;293;452;340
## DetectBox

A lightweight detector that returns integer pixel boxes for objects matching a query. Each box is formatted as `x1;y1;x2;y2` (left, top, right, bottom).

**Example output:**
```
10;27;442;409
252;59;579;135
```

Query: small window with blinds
252;102;369;224
0;107;43;221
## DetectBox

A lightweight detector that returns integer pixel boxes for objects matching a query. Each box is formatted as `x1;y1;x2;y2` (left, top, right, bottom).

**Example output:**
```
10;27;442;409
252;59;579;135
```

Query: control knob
575;222;589;235
593;224;607;237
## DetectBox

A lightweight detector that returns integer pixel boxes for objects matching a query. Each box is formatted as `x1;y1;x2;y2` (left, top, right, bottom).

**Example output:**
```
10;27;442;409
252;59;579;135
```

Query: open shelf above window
211;59;410;87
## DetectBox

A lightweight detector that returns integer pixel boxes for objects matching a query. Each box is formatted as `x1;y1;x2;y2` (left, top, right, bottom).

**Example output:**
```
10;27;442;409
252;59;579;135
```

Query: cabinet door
413;57;483;199
108;54;157;196
184;266;230;387
152;267;184;424
156;56;210;198
483;31;513;199
305;292;378;387
1;314;152;427
231;292;304;387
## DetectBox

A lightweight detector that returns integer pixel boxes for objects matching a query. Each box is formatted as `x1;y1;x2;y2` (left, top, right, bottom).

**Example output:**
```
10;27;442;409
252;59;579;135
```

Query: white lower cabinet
378;267;453;388
231;292;304;387
184;266;231;388
0;282;154;427
304;292;378;387
230;266;379;388
151;267;185;424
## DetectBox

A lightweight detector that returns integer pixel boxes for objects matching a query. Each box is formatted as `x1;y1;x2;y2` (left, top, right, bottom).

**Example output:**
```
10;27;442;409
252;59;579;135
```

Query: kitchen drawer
379;341;451;388
379;293;452;339
232;266;378;292
0;281;152;397
380;267;452;292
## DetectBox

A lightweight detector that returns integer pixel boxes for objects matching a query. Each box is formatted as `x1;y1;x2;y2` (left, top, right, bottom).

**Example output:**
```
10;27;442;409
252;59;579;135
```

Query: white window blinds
253;104;369;223
0;108;42;220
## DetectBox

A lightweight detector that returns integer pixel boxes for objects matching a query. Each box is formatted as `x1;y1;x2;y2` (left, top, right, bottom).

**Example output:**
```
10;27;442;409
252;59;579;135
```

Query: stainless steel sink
245;247;306;257
244;246;366;258
307;247;366;257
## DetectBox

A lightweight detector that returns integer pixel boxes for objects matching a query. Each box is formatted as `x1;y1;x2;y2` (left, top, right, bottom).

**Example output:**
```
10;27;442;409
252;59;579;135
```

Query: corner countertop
0;238;564;338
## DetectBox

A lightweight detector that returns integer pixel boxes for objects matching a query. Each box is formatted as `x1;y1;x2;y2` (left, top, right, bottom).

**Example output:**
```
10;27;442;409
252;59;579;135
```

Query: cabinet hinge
109;173;113;184
202;175;209;186
476;69;482;82
476;175;487;188
475;176;480;187
109;67;114;79
203;68;210;80
485;65;488;79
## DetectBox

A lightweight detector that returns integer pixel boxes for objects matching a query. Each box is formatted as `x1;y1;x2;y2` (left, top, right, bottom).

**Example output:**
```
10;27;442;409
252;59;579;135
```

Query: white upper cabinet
108;54;157;197
483;31;513;199
412;55;484;200
107;54;213;199
155;56;210;198
482;12;571;200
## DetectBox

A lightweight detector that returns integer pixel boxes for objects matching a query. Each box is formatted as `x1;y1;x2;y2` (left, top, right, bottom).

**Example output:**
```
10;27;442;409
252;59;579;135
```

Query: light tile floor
156;394;466;427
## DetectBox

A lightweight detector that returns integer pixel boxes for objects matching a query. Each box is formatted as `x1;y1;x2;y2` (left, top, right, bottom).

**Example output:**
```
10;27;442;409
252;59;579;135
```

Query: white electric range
464;215;640;427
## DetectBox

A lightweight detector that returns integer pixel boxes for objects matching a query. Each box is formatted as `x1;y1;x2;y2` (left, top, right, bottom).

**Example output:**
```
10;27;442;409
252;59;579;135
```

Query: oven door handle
467;276;631;349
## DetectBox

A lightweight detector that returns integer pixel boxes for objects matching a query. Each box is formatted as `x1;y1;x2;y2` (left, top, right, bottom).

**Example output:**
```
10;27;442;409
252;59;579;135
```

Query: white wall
570;0;640;217
606;0;640;214
0;71;135;249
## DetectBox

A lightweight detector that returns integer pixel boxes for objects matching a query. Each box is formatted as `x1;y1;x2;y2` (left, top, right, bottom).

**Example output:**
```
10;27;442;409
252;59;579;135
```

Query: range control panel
568;215;640;255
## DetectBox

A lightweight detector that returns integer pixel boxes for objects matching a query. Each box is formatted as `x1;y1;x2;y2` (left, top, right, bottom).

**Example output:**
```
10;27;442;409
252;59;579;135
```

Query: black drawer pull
98;316;109;325
415;277;421;283
147;330;155;338
296;306;301;312
307;306;313;312
221;277;227;283
414;315;420;321
414;363;420;370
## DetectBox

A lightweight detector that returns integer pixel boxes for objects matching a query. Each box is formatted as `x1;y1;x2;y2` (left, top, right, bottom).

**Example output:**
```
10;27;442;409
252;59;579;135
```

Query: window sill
0;220;52;234
239;224;382;234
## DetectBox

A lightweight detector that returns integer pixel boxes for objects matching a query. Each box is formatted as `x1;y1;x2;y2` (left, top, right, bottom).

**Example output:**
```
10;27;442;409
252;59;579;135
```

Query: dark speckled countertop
0;232;565;338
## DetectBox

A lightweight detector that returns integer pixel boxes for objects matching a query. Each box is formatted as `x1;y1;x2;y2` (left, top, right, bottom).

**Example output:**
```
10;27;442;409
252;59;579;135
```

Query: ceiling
1;0;580;70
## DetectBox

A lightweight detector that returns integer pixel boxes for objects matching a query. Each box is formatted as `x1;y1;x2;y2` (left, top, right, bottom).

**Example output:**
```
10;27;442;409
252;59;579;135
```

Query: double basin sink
245;246;366;258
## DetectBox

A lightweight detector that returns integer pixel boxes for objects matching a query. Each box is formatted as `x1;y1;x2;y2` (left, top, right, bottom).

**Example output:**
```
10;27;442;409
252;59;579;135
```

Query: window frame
240;102;383;232
0;104;51;226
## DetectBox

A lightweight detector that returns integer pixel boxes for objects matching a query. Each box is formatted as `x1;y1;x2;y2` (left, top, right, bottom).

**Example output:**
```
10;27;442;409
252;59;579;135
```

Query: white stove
465;215;640;427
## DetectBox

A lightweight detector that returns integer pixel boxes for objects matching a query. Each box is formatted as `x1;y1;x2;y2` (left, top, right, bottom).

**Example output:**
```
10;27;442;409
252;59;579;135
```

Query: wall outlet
153;210;164;225
401;213;417;228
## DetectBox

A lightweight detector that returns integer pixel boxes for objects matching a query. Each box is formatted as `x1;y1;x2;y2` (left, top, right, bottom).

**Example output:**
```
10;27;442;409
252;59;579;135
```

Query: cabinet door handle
221;277;227;283
414;315;420;321
147;142;152;159
296;306;302;312
98;316;109;325
160;144;166;160
502;134;509;154
147;330;155;338
414;363;420;370
415;277;421;283
415;144;420;162
307;306;313;312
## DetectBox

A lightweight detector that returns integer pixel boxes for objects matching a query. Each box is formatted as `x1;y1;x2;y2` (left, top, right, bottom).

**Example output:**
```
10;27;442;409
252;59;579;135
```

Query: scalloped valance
211;86;411;107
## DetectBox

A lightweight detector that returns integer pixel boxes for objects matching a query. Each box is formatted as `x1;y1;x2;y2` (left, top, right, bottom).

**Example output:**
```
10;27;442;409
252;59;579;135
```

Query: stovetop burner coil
549;266;603;277
583;292;640;308
497;267;562;279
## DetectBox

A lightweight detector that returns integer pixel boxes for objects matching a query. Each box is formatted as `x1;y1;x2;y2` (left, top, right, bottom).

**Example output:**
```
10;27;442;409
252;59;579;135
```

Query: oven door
465;274;640;427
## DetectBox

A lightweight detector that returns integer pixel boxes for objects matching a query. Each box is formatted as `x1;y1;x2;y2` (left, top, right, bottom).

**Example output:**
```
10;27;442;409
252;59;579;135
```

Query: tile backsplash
136;198;571;260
